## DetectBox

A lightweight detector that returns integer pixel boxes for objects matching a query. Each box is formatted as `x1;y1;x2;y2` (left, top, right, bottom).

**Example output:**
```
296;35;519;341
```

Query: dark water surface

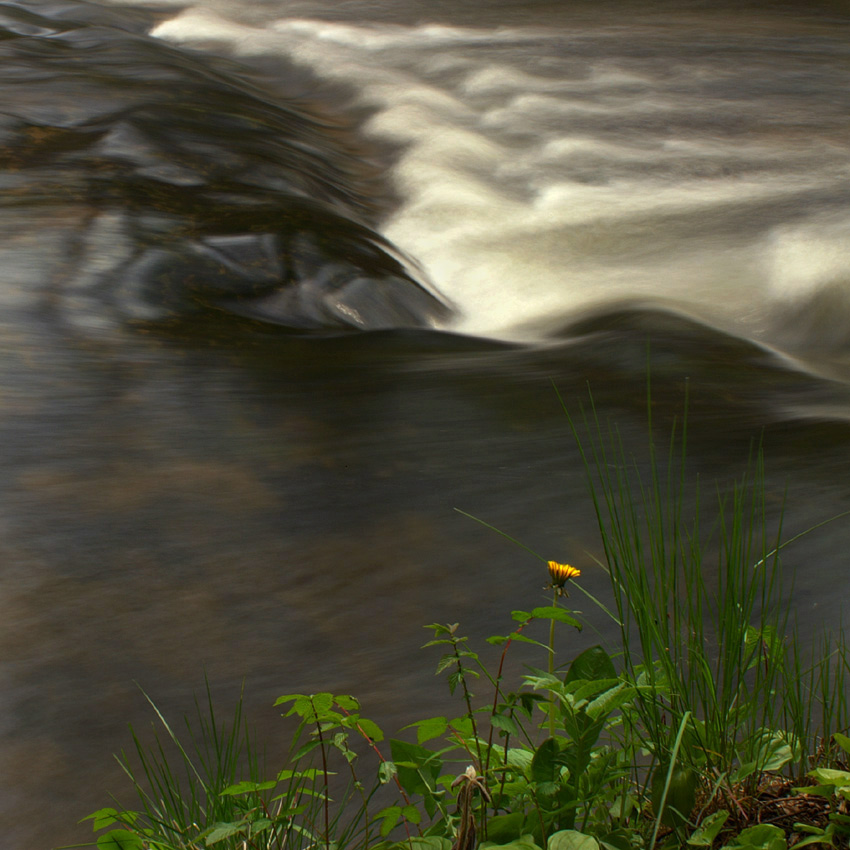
2;1;850;848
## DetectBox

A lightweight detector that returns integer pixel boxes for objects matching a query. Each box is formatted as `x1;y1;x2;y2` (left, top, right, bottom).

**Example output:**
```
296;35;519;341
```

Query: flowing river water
2;1;850;846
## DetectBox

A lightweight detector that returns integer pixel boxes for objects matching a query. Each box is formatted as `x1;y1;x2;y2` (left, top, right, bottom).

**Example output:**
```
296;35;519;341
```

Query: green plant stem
549;588;557;738
311;698;331;850
451;637;484;771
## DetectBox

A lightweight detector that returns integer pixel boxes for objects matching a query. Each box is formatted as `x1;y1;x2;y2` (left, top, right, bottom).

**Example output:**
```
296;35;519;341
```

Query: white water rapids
135;2;850;354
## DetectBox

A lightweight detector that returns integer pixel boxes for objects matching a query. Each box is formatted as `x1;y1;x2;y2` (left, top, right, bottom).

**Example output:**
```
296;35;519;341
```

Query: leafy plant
73;388;850;850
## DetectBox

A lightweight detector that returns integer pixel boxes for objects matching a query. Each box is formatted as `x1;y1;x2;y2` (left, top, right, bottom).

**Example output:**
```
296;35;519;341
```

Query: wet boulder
0;0;451;335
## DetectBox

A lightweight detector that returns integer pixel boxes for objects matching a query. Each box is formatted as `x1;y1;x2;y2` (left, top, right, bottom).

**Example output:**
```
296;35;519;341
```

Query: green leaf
404;716;448;744
409;839;453;850
506;747;534;772
436;655;458;675
833;732;850;756
356;717;385;742
724;823;787;849
491;713;522;738
376;806;402;838
486;813;525;844
390;739;441;797
565;646;616;685
530;607;581;628
81;808;121;831
402;804;423;825
585;683;636;720
96;830;145;850
548;830;600;850
334;694;360;710
651;764;697;829
531;737;560;785
449;716;475;738
378;761;397;784
688;810;729;846
205;822;248;845
808;767;850;786
277;767;322;781
220;780;277;796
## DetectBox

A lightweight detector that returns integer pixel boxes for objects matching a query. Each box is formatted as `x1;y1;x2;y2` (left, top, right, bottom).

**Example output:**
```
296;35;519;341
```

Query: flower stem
549;588;557;737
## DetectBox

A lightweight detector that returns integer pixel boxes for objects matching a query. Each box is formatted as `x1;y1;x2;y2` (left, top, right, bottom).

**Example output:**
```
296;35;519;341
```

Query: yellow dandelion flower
547;561;581;589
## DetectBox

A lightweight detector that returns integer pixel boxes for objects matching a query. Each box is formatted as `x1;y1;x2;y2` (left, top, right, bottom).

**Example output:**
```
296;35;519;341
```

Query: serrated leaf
585;683;635;720
404;716;448;744
491;713;522;738
435;655;457;675
81;808;121;831
376;806;402;838
402;804;422;825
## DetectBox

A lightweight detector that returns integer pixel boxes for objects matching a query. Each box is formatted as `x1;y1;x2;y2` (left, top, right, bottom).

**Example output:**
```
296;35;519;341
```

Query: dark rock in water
0;0;451;334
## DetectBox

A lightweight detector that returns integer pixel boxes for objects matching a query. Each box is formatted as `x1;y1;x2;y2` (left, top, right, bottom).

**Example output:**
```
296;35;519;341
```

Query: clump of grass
73;389;850;850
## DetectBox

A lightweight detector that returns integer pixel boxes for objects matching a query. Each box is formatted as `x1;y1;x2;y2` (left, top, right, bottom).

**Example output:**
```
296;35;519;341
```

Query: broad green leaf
356;717;384;742
833;732;850;756
565;646;616;685
376;805;402;838
402;804;422;825
530;607;581;628
205;822;247;845
585;683;635;720
724;823;786;850
548;830;600;850
530;737;560;784
793;783;838;797
651;764;697;829
491;713;522;738
449;716;475;738
96;830;144;850
390;739;441;797
334;694;360;710
506;747;534;772
81;808;121;831
688;809;729;846
404;716;448;744
408;838;453;850
486;812;525;844
808;767;850;786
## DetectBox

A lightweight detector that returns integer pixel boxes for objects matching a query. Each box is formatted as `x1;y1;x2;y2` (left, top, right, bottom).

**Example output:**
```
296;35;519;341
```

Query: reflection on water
1;2;850;849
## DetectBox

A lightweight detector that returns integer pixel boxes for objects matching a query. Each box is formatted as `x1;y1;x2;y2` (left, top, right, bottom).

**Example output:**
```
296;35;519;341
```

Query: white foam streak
151;9;850;344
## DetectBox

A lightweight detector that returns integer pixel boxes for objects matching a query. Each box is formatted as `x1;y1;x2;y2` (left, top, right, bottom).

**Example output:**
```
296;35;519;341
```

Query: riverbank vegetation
74;394;850;850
